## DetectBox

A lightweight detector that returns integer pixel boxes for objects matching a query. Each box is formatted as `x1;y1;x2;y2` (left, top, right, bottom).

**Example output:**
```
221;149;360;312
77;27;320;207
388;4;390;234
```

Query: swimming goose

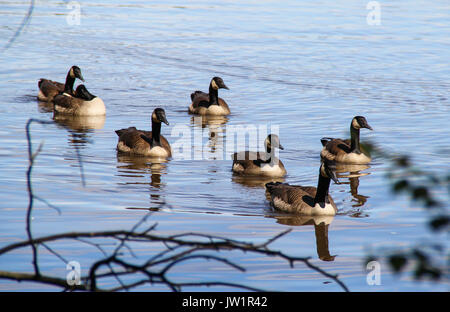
38;65;84;102
232;134;286;177
189;77;230;115
265;161;339;215
320;116;373;164
53;85;106;116
115;108;172;158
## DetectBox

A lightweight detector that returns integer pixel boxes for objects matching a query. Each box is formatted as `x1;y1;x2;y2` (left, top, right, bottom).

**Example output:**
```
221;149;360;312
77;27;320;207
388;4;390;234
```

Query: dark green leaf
429;216;450;231
389;254;407;273
393;180;409;192
412;187;429;200
395;156;410;167
412;249;428;262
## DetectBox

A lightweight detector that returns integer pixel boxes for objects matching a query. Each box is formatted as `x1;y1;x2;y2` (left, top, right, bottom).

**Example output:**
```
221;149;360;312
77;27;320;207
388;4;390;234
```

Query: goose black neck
262;145;274;164
314;174;331;204
64;72;76;94
209;84;219;106
80;89;96;101
350;126;361;154
151;120;162;146
84;92;95;101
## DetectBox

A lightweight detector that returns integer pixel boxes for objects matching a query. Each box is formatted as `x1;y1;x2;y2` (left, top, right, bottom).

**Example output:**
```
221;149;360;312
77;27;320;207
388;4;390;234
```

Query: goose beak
160;115;169;126
360;119;373;130
73;68;85;82
222;84;229;90
278;143;284;150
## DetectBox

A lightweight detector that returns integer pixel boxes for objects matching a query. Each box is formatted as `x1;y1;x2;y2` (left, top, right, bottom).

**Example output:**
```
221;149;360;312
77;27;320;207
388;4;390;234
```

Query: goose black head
210;77;229;90
265;134;284;150
351;116;373;130
70;66;85;82
75;85;95;100
320;161;339;184
152;108;169;125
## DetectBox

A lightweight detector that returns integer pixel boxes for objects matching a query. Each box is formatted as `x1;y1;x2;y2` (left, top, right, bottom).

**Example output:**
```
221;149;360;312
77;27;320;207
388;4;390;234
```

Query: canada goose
320;116;373;164
189;77;230;115
232;134;286;177
115;108;172;158
38;66;84;102
265;161;339;215
53;85;106;116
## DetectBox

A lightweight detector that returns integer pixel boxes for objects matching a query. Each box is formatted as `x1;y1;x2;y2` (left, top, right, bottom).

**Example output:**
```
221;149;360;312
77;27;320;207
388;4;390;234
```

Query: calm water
0;0;449;291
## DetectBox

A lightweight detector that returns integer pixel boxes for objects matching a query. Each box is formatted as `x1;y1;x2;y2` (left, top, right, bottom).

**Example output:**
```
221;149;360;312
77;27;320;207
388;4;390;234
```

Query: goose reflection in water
232;175;285;188
116;155;169;209
271;215;336;262
332;163;371;209
190;115;228;159
37;99;54;113
53;114;106;154
53;114;106;132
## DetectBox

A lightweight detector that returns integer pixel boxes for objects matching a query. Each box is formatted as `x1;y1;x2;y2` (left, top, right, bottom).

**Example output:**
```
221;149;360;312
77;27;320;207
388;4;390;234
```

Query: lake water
0;0;448;291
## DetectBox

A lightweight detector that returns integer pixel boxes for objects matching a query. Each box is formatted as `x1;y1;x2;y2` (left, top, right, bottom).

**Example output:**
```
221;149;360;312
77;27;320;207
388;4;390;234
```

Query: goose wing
115;127;147;149
232;151;267;172
38;79;65;100
190;91;209;108
265;182;316;203
321;137;352;157
53;94;81;114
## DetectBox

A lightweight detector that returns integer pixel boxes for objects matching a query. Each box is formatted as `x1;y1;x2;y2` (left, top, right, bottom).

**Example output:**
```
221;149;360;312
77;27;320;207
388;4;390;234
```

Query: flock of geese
37;65;374;217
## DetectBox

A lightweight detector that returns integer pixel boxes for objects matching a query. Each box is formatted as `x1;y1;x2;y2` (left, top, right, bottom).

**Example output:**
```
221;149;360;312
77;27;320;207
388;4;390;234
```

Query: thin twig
25;119;53;276
2;0;35;52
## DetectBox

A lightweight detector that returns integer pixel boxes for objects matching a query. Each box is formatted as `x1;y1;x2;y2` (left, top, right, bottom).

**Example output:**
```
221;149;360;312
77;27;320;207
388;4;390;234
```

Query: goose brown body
38;80;65;102
53;85;105;116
